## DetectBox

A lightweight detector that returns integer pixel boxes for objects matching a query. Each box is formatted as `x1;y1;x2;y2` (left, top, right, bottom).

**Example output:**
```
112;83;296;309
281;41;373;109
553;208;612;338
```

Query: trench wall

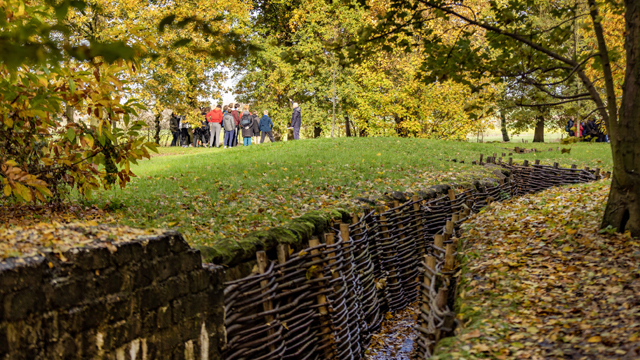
0;232;225;360
0;161;605;360
221;163;604;360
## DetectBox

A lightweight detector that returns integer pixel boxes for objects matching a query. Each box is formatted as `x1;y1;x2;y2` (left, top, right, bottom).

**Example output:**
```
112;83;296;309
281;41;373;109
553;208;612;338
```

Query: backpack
241;114;252;127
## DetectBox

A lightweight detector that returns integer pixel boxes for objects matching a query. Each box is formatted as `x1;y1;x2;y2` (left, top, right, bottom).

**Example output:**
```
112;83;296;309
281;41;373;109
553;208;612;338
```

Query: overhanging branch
515;97;591;107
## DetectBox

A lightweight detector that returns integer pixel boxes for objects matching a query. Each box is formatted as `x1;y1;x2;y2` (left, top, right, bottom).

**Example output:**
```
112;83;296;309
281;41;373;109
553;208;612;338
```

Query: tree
63;0;252;143
1;0;251;203
356;0;637;235
236;0;494;140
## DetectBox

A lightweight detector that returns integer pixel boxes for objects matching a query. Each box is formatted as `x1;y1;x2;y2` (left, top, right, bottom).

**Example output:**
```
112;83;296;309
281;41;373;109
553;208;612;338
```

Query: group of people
565;117;608;142
169;100;302;148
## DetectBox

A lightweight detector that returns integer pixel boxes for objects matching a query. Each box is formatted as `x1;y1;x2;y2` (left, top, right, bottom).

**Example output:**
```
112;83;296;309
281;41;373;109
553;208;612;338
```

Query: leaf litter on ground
433;180;640;360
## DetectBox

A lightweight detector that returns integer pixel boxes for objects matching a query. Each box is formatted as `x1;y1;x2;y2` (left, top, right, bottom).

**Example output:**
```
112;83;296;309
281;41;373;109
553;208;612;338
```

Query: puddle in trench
365;303;418;360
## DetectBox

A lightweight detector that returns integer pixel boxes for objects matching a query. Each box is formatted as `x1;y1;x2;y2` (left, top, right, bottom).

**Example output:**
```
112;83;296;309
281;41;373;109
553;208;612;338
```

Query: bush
0;63;157;203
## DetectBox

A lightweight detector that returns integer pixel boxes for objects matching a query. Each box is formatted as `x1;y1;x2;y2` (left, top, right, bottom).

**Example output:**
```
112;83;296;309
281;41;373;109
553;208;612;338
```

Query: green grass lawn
84;137;612;247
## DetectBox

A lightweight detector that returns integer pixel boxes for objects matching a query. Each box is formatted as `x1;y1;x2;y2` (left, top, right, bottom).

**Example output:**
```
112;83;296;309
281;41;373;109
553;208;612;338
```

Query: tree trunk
154;112;162;144
359;118;369;137
601;0;640;236
314;126;322;138
500;111;510;142
65;103;74;124
345;115;351;137
533;115;544;142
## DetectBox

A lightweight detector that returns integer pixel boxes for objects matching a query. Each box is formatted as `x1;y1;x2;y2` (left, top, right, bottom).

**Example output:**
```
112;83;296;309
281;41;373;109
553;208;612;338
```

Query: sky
220;68;240;105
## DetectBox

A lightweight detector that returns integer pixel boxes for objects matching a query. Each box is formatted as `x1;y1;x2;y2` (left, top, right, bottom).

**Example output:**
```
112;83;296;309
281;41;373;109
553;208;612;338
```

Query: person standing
170;112;180;146
566;117;575;137
251;111;260;144
179;115;190;147
207;105;223;148
259;110;275;143
289;99;301;140
240;105;255;146
222;106;236;148
230;103;241;147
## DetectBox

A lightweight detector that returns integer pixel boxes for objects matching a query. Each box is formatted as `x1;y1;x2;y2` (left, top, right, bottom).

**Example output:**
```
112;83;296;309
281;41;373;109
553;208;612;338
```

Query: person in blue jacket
259;110;275;143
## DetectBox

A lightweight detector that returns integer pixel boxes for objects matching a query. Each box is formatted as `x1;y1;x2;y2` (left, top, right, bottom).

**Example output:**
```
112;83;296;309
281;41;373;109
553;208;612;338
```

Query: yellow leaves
587;336;601;343
3;116;13;128
526;326;539;334
305;265;320;280
472;343;490;352
3;184;11;197
461;329;482;340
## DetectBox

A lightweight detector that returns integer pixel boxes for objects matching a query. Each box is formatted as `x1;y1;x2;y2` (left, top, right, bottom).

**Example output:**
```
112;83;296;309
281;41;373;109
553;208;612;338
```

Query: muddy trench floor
365;303;419;359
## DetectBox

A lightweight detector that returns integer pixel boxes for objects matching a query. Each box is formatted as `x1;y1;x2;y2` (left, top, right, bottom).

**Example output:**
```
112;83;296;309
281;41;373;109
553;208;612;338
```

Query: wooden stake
444;221;453;240
379;209;398;287
421;255;436;314
340;223;350;243
436;287;448;310
434;234;444;250
256;251;275;352
308;237;333;356
277;244;290;265
451;213;460;223
324;233;339;276
448;189;456;201
508;157;513;166
595;168;600;178
444;244;455;272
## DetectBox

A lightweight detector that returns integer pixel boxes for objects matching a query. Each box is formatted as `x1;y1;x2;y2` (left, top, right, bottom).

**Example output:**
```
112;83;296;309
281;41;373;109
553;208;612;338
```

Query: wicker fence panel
222;162;604;360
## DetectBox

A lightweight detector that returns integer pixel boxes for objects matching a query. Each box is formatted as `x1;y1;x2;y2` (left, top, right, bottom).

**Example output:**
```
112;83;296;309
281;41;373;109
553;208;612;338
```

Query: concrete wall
0;232;225;360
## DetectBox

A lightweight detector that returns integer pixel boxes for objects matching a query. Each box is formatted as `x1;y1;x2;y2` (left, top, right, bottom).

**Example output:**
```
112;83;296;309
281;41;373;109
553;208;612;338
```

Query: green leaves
67;127;76;143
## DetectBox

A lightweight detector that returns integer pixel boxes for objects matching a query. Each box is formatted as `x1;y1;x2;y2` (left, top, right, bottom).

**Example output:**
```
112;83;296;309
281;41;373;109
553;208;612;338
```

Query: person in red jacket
207;104;223;148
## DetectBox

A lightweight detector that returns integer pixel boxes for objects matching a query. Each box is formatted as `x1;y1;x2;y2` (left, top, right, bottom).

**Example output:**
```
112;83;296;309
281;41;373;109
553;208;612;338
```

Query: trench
221;162;603;360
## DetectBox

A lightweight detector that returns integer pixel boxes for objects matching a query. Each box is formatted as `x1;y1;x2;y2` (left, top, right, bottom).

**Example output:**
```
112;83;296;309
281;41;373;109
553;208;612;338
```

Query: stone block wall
0;232;225;360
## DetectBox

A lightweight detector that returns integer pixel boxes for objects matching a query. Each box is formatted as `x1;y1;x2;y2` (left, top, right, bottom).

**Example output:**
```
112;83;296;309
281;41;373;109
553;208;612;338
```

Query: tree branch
417;0;579;67
515;97;591;107
519;53;599;87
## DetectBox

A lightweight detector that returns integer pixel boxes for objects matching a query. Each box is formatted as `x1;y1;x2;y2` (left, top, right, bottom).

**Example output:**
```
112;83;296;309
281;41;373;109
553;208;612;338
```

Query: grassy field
83;137;612;247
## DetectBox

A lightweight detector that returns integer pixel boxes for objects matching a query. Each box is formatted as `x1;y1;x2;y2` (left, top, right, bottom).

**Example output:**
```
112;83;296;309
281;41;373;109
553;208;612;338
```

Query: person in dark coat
251;112;260;144
585;118;599;141
565;117;575;137
170;112;180;146
192;107;209;147
259;110;275;143
240;106;256;146
289;99;301;140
